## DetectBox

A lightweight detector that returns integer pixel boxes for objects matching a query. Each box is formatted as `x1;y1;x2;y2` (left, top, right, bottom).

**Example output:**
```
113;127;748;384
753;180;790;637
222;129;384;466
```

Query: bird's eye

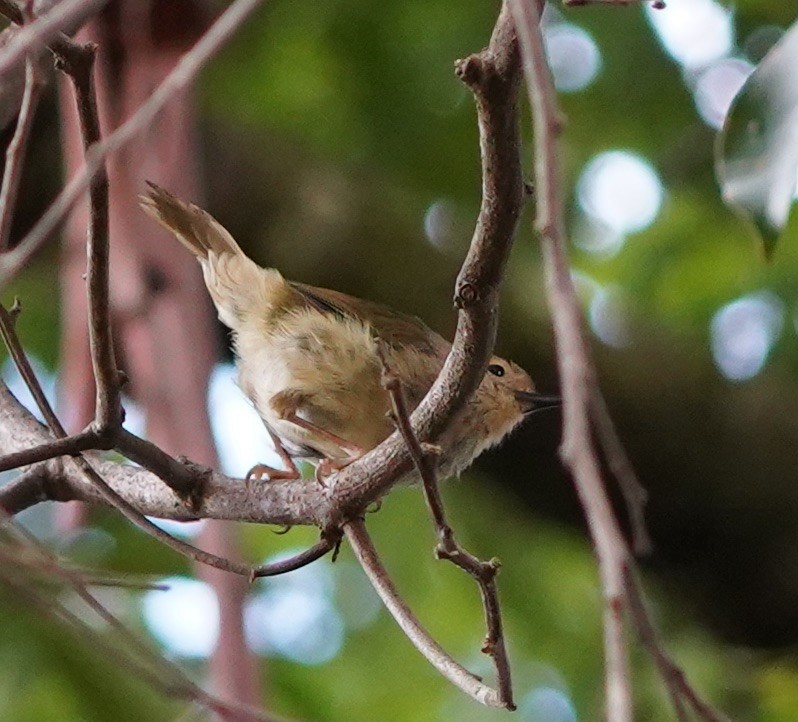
487;363;505;377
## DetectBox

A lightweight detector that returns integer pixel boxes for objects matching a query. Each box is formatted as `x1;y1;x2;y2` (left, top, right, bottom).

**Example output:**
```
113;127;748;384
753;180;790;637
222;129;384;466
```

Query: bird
140;183;559;484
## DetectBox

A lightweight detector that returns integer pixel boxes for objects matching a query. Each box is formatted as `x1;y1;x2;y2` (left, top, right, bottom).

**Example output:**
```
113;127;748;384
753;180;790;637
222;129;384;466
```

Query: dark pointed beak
514;390;561;415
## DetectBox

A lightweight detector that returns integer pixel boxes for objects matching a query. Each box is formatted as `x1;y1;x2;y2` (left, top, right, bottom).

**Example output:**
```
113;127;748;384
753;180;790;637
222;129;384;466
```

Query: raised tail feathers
140;182;243;260
140;182;289;330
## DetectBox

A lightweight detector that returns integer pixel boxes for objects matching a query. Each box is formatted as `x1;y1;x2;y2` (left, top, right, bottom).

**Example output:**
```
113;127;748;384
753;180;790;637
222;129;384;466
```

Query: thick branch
0;378;325;525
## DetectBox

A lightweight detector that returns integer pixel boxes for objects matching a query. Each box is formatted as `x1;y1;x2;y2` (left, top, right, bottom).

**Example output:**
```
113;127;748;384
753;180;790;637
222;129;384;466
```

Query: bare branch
0;464;49;513
0;0;108;76
57;39;121;431
509;0;726;720
380;344;514;708
115;428;210;500
0;379;325;525
0;429;101;472
590;389;650;555
0;49;45;251
0;0;266;289
251;532;339;579
344;518;505;709
508;1;634;718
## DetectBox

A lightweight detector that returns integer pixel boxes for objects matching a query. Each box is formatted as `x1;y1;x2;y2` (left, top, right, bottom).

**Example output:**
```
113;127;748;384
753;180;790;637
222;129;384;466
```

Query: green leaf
716;20;798;258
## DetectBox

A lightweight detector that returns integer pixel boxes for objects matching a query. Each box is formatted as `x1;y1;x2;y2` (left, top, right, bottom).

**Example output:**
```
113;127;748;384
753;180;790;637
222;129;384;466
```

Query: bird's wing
289;281;450;357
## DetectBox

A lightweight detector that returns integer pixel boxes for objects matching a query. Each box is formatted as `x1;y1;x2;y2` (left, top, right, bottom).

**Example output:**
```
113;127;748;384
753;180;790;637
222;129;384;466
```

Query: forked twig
344;517;504;709
378;344;515;709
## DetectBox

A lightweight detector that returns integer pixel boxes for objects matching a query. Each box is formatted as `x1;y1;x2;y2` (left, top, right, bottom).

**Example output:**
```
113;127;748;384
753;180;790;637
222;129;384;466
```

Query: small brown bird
141;183;558;483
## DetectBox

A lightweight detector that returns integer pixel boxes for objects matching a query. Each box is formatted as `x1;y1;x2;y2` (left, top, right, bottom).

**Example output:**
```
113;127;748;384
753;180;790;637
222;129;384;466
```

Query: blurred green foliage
4;0;798;720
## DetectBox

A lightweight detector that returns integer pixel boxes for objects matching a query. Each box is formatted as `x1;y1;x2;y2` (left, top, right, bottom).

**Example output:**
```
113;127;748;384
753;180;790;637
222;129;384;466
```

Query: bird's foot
246;463;301;483
314;454;361;486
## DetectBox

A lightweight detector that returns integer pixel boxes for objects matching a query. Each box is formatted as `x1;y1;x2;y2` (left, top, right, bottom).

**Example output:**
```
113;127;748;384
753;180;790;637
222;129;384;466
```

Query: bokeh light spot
142;576;219;658
711;292;784;381
544;23;602;93
589;287;632;349
245;554;344;665
577;151;663;235
519;686;577;722
423;199;458;252
694;58;754;130
645;0;734;69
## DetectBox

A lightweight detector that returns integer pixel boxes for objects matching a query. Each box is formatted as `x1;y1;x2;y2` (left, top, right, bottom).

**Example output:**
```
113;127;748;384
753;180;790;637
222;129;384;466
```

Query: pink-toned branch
508;0;725;719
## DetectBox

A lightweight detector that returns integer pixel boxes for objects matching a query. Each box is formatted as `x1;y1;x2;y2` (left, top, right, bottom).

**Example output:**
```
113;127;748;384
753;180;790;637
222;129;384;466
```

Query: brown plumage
141;183;557;482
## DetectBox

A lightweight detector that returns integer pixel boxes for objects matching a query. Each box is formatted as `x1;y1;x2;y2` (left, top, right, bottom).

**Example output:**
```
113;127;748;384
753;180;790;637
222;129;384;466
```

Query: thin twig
57;39;121;431
0;48;45;251
344;517;504;709
624;568;730;722
590;389;651;555
251;532;339;580
379;344;515;709
0;0;108;76
0;429;101;472
0;0;266;289
0;302;276;578
508;0;725;720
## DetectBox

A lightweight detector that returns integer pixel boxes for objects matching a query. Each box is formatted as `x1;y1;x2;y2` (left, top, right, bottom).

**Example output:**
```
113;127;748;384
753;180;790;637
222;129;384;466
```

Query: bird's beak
514;390;561;415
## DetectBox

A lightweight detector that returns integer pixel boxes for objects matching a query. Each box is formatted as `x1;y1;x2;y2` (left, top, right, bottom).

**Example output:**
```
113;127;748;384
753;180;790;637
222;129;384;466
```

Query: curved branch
251;533;339;579
344;518;505;709
323;0;524;518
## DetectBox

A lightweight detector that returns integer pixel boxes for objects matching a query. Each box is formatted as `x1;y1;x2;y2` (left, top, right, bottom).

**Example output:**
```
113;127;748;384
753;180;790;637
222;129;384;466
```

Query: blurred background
2;0;798;719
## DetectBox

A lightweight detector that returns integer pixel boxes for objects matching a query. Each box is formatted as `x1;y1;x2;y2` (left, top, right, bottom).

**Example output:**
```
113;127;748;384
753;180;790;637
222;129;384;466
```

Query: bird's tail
140;182;286;330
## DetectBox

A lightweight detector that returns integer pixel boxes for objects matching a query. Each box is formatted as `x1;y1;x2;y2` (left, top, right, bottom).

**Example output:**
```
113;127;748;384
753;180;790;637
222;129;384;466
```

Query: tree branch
508;0;725;719
0;0;108;76
57;38;121;431
0;0;266;289
0;41;45;251
379;344;515;709
344;518;505;708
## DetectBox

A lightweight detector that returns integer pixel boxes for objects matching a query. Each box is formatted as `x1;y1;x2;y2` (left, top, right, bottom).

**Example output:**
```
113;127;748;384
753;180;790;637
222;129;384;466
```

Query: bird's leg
281;412;366;485
283;411;365;459
247;427;302;482
270;391;366;485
